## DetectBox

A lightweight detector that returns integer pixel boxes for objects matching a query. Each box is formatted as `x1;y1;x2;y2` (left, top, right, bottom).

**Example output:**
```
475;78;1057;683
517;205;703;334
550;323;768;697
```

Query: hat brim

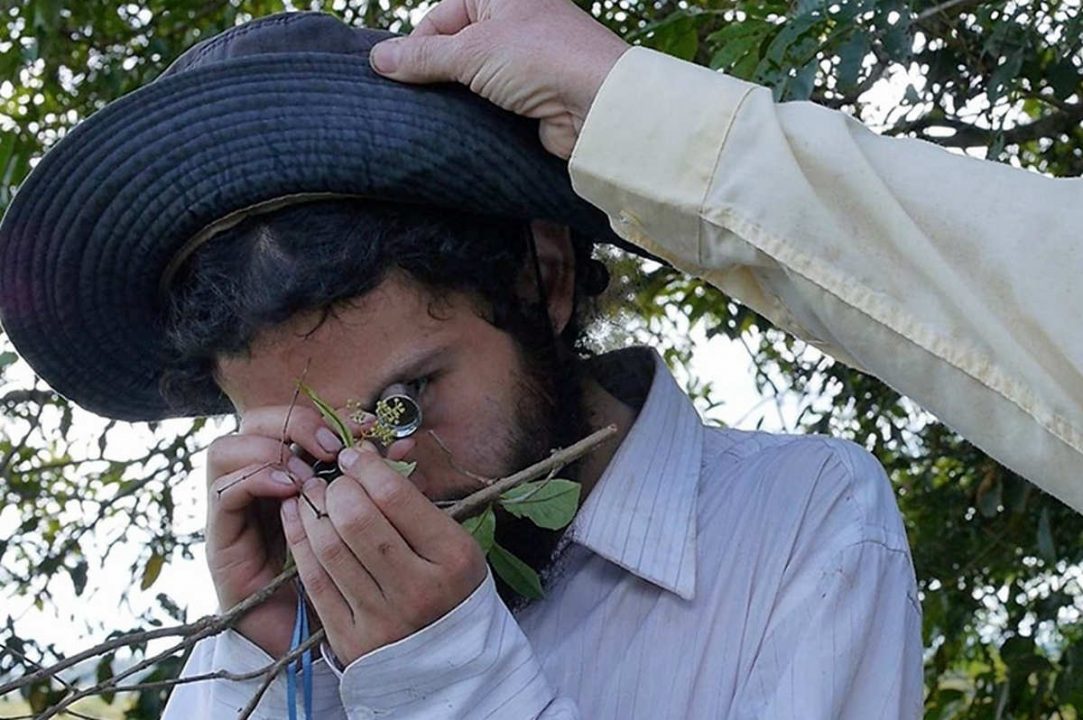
0;51;632;421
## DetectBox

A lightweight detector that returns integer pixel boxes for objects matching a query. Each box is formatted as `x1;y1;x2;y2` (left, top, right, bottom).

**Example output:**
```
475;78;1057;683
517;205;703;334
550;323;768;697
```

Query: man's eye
408;376;430;399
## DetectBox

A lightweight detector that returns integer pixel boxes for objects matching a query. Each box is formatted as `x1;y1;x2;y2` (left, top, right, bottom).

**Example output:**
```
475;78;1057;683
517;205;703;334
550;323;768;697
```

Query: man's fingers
369;34;466;84
324;472;425;594
206;434;314;486
410;0;474;37
238;404;345;463
281;497;355;628
338;446;476;565
210;461;305;512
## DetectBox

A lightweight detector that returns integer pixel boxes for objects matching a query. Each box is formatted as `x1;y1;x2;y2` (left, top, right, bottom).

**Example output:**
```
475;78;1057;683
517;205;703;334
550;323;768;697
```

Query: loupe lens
380;394;421;438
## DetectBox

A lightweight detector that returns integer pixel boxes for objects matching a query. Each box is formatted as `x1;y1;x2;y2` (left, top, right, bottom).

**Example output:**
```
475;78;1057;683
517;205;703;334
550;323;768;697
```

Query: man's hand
205;405;341;658
369;0;630;160
280;441;488;666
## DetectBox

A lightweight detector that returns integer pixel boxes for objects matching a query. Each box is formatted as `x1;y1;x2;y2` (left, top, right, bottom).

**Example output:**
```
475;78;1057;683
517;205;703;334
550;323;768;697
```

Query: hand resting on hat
369;0;630;160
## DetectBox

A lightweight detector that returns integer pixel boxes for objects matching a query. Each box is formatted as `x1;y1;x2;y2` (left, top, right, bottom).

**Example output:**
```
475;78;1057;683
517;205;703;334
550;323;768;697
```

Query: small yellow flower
351;397;407;446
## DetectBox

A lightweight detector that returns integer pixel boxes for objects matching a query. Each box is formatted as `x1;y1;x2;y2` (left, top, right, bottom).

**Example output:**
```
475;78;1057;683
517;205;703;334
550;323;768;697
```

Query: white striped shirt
165;348;923;719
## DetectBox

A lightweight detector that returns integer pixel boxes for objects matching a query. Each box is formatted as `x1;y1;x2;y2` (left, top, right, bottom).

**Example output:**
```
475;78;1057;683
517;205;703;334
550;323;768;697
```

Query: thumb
369;35;464;84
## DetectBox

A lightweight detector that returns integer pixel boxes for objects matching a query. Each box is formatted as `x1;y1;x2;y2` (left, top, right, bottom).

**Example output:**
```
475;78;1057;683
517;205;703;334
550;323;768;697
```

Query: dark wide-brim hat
0;11;632;422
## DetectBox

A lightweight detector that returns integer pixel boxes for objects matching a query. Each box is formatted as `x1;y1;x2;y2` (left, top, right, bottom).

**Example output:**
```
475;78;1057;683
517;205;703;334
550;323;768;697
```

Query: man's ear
518;219;575;336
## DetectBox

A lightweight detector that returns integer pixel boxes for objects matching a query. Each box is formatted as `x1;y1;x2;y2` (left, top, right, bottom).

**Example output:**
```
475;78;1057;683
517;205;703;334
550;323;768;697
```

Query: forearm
569;46;1083;511
329;569;580;720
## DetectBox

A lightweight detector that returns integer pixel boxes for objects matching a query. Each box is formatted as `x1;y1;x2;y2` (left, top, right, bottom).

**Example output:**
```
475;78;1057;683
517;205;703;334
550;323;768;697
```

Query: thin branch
235;630;325;720
427;430;494;487
2;646;103;720
887;102;1083;147
916;0;993;22
444;425;618;520
3;425;620;717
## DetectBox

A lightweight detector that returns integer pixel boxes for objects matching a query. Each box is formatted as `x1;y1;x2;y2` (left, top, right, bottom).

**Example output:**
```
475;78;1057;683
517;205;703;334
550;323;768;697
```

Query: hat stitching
176;12;319;71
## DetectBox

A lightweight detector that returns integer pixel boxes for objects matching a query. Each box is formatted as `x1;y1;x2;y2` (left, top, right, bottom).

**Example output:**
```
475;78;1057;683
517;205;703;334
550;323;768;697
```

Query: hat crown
162;11;394;78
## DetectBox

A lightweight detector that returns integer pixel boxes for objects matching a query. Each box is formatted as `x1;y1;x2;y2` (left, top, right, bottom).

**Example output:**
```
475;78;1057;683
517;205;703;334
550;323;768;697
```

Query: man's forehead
215;279;465;412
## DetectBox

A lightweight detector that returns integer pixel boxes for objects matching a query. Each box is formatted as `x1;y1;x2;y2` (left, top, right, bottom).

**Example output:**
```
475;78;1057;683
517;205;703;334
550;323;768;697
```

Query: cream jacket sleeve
568;47;1083;512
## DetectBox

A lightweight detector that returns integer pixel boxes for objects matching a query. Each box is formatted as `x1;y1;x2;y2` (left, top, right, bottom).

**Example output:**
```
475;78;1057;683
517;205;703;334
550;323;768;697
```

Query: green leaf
0;350;16;370
708;22;770;72
631;11;701;61
461;505;496;554
835;32;869;92
140;552;164;591
1037;506;1056;563
69;559;88;596
383;459;416;477
96;655;116;705
977;475;1001;518
498;479;581;530
489;542;543;599
298;382;354;449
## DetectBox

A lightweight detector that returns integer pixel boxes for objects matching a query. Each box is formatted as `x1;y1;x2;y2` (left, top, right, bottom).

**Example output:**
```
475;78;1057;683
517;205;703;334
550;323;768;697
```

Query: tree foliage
1;0;1081;717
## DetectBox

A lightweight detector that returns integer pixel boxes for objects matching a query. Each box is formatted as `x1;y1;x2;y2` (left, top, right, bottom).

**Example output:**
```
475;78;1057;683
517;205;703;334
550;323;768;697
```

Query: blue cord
286;588;314;720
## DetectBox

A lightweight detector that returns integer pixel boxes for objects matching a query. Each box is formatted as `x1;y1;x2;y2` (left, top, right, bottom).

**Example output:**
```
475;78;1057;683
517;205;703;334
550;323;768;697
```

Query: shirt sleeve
568;46;1083;513
325;568;579;719
162;629;346;720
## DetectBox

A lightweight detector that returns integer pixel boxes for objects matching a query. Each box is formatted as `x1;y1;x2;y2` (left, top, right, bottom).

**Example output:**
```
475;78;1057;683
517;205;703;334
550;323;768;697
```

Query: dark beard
490;337;590;612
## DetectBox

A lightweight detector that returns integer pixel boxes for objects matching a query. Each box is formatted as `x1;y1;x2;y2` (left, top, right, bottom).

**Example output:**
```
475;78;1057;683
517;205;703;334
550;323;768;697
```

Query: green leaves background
0;0;1081;717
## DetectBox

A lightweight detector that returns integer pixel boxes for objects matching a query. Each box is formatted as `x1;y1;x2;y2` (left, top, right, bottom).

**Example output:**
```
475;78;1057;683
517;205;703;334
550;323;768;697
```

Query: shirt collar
567;348;703;600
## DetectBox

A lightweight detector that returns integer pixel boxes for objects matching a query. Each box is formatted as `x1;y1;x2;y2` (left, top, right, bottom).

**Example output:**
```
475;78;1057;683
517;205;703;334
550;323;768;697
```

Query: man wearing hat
0;7;926;720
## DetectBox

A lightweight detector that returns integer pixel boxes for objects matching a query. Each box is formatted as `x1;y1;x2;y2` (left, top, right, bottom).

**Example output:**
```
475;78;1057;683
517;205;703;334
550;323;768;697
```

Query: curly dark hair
158;198;608;411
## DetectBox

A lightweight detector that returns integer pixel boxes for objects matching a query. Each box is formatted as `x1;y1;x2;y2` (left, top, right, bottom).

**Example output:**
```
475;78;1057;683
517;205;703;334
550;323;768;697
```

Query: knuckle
336;503;380;540
312;535;350;566
299;567;332;597
403;586;441;625
446;541;485;579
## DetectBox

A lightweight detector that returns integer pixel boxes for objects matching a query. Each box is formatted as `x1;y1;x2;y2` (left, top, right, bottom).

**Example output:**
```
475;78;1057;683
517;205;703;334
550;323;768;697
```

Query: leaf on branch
461;505;496;554
1037;507;1056;564
489;542;543;600
140;552;164;591
96;655;116;705
69;559;88;597
498;479;581;530
298;382;354;449
384;459;416;477
0;350;16;369
707;21;770;75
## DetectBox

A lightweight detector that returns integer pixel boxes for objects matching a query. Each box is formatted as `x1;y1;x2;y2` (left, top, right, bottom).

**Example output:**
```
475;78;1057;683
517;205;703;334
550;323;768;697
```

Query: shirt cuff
331;568;556;720
568;46;758;274
173;629;341;719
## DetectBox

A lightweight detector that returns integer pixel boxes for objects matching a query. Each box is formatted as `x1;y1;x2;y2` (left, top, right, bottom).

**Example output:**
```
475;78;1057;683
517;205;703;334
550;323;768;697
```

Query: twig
9;424;618;718
235;630;325;719
427;430;494;486
444;425;617;520
2;646;102;720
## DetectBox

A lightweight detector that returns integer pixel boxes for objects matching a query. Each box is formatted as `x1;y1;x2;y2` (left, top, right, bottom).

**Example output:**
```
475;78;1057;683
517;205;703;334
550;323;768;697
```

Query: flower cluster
347;397;407;446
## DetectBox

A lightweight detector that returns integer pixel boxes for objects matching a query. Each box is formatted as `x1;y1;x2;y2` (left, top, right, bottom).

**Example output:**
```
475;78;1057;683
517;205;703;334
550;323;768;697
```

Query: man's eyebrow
359;343;450;409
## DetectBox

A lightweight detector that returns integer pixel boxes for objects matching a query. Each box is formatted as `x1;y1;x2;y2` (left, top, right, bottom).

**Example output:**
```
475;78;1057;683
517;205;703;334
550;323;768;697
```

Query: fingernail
339;447;360;471
271;469;295;486
287;455;314;480
370;40;401;74
303;476;322;493
281;497;299;522
316;427;343;453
